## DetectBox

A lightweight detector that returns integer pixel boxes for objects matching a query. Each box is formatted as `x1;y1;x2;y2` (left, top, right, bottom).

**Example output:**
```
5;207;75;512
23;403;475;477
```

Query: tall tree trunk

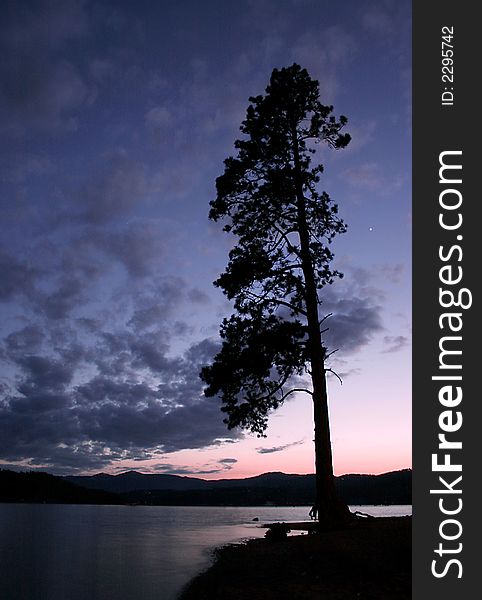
291;125;350;527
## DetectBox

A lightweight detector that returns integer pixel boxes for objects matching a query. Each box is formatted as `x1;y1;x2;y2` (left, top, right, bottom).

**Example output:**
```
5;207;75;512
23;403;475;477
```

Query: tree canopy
202;63;349;428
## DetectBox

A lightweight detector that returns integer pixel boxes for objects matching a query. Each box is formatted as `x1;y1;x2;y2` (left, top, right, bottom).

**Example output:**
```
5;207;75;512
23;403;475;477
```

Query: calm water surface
0;504;411;600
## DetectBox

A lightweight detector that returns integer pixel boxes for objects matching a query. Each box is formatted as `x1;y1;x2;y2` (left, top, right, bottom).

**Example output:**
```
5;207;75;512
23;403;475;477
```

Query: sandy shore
179;516;411;600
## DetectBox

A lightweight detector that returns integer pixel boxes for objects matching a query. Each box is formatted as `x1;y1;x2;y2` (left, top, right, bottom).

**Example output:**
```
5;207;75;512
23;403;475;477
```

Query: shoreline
179;516;411;600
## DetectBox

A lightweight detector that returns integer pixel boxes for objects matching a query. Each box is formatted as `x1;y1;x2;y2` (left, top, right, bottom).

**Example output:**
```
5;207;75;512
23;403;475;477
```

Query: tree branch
245;291;307;316
326;368;343;385
278;387;313;402
319;313;333;325
270;223;300;257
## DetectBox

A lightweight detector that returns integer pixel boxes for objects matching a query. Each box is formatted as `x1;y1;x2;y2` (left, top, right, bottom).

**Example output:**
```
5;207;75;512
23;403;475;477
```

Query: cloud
150;457;238;476
0;54;94;138
341;162;385;191
378;263;405;284
256;439;304;454
382;335;409;354
145;106;172;130
78;157;148;225
5;325;44;354
322;297;383;353
150;464;204;476
0;208;218;479
0;247;38;302
89;58;118;83
2;0;88;50
0;216;184;323
362;8;394;36
0;1;95;138
15;355;75;394
86;221;168;278
0;152;53;184
0;329;237;473
361;1;411;47
327;359;362;381
315;264;387;355
320;296;383;355
344;164;405;200
19;238;106;320
40;273;91;321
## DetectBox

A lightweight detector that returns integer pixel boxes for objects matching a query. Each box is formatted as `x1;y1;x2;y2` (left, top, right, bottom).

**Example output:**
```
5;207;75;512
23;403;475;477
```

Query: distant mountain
0;469;122;505
65;470;209;493
1;468;411;506
336;470;412;505
65;468;411;506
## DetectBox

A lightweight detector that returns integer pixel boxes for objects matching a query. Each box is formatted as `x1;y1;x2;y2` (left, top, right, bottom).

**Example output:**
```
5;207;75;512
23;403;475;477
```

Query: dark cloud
0;0;93;137
319;266;385;355
15;355;75;394
1;215;188;326
322;297;383;353
0;329;237;473
127;276;188;325
78;157;148;225
28;239;105;320
256;439;304;454
2;1;88;50
0;195;230;473
150;464;204;476
0;247;38;301
5;325;44;354
0;233;386;475
127;305;168;332
0;237;105;320
9;392;70;415
88;222;166;278
40;273;90;320
0;55;91;137
187;288;212;305
320;295;383;354
150;458;238;476
1;58;94;136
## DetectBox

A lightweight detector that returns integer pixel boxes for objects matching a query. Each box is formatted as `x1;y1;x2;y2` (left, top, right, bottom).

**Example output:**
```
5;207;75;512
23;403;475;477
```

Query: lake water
0;504;411;600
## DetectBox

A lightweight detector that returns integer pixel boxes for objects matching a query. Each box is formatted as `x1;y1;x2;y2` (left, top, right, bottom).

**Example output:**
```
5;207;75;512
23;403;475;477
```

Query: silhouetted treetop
209;65;349;313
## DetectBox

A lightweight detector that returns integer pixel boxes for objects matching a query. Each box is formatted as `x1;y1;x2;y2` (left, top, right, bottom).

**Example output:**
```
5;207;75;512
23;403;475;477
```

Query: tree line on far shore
1;468;411;506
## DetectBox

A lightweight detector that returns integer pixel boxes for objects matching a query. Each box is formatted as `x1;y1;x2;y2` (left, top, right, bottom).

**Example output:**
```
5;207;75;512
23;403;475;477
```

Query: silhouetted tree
201;64;351;526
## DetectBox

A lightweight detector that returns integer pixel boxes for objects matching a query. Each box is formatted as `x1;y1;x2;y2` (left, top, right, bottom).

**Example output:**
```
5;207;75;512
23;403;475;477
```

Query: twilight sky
0;0;411;478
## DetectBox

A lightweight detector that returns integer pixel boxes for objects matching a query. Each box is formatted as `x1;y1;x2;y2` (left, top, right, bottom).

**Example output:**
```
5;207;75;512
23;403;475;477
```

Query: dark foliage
0;469;121;504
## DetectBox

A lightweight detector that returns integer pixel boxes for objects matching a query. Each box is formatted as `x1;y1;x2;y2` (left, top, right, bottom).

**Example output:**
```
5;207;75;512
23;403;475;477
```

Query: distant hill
0;468;411;506
65;470;209;493
65;468;412;506
0;469;122;505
